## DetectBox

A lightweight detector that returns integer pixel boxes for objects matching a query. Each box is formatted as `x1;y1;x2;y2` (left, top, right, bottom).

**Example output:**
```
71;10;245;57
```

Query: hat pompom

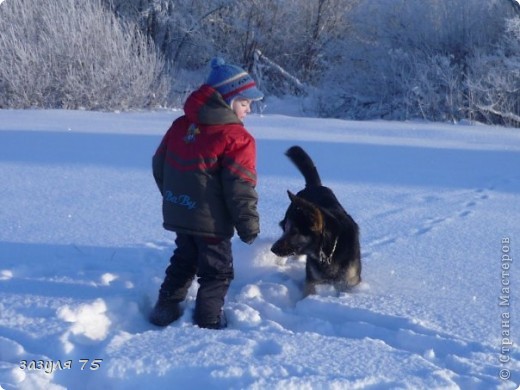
210;57;226;69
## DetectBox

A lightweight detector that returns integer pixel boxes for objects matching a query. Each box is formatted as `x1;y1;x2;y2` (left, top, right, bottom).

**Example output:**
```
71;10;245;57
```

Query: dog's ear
309;205;324;233
309;206;324;233
287;192;324;233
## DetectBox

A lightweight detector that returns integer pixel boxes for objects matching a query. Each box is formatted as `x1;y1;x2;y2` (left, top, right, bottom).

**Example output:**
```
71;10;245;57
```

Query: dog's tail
285;146;322;188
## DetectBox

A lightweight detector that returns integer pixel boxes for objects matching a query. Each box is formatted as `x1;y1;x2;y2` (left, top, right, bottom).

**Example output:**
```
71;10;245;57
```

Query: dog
271;146;361;295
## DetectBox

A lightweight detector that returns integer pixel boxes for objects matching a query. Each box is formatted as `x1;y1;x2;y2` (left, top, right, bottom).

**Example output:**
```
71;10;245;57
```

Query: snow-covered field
0;109;519;389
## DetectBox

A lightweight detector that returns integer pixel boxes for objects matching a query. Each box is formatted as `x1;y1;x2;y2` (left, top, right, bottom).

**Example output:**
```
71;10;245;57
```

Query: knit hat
206;57;263;105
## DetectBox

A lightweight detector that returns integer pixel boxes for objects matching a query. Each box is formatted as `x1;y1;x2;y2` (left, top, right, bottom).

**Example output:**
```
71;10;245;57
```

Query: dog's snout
270;240;283;255
271;238;293;257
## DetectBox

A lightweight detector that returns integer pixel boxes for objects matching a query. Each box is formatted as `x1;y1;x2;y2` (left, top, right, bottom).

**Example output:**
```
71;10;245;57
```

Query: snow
0;109;519;390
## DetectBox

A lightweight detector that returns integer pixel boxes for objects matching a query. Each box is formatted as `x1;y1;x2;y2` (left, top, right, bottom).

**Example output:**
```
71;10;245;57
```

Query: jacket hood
184;84;242;126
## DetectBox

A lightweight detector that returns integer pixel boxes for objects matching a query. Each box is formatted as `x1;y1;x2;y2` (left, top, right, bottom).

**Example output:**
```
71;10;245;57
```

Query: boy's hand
240;234;257;245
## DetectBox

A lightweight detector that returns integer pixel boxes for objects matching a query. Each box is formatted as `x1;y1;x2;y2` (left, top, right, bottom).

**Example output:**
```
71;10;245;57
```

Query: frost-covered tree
103;0;359;96
313;0;519;126
1;0;518;125
0;0;168;110
465;16;520;127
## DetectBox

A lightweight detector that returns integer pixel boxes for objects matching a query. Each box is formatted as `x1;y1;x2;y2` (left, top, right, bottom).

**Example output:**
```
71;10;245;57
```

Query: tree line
1;0;519;127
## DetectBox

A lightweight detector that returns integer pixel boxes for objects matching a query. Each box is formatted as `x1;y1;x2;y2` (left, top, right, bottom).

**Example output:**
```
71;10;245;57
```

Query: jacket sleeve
152;131;168;195
221;131;260;240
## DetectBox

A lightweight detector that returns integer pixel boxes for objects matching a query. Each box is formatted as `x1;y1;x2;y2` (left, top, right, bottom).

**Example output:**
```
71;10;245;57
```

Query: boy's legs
159;233;198;301
150;233;198;326
193;236;234;328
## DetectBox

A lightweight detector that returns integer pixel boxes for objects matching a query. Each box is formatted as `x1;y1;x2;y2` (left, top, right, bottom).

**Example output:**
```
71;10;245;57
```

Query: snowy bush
0;0;169;110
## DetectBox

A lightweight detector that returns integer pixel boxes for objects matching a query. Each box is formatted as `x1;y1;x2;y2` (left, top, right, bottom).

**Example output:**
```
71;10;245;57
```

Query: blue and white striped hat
206;57;263;105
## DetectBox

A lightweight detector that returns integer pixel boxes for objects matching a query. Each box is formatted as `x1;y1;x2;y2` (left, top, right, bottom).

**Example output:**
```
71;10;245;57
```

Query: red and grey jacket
152;84;259;240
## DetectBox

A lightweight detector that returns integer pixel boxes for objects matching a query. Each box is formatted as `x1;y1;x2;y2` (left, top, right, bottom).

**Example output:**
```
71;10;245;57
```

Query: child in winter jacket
149;57;263;329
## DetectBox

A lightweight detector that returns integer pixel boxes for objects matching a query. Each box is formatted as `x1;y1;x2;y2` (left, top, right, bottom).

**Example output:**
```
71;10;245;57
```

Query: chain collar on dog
319;236;338;264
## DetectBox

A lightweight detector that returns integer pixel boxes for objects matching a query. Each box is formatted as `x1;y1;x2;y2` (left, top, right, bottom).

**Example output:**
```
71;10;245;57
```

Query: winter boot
195;310;227;330
149;298;182;327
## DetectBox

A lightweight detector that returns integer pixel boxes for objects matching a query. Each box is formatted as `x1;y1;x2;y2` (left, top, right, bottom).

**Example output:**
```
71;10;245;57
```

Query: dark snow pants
159;233;233;326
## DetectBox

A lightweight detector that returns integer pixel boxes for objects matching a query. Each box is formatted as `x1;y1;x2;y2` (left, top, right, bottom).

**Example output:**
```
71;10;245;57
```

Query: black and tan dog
271;146;361;295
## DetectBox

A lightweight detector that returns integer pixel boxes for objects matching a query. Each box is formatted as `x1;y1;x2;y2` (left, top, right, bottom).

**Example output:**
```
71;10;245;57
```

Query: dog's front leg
304;280;317;296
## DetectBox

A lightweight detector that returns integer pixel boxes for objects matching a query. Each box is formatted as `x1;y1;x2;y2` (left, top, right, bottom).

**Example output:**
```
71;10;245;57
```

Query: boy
150;57;263;329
